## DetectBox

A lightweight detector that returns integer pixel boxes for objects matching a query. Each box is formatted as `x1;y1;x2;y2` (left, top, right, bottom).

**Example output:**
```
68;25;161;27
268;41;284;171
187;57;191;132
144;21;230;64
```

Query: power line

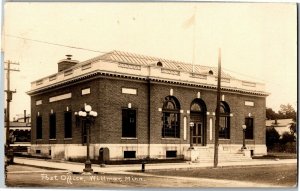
5;34;282;87
5;34;107;53
222;67;282;87
222;67;265;82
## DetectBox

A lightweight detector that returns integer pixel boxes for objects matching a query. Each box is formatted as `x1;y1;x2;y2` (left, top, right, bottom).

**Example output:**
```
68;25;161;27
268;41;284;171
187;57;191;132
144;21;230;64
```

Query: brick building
27;51;268;161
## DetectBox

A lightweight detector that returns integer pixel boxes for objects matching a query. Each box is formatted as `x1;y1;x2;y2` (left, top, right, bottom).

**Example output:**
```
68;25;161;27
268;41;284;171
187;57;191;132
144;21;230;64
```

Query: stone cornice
27;71;269;97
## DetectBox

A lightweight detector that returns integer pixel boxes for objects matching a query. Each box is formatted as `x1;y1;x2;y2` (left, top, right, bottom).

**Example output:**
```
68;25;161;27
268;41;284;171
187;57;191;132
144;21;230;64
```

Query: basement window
124;151;136;159
166;150;177;158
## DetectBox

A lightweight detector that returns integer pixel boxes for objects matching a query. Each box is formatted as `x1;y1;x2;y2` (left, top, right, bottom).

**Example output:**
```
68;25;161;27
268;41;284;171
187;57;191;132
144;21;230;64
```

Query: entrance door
192;122;203;146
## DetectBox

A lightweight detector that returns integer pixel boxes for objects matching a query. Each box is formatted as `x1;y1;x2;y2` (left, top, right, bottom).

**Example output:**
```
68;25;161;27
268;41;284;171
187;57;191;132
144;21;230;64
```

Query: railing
30;60;266;93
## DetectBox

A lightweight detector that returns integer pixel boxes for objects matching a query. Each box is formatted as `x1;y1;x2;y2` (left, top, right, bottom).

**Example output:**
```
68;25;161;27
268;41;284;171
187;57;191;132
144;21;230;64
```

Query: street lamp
241;124;247;150
189;122;194;149
75;104;98;173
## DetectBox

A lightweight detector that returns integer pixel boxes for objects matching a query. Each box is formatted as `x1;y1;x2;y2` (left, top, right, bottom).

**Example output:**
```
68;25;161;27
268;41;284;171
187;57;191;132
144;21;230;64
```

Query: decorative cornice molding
27;71;269;97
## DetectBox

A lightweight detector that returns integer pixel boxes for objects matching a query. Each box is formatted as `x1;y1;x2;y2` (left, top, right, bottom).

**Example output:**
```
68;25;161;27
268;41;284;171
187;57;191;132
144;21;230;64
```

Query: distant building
27;50;268;161
4;112;31;151
13;114;31;123
266;118;294;138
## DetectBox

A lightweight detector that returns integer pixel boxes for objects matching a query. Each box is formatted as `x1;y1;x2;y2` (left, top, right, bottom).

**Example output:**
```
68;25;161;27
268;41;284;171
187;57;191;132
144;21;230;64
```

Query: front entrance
190;98;207;146
192;122;203;145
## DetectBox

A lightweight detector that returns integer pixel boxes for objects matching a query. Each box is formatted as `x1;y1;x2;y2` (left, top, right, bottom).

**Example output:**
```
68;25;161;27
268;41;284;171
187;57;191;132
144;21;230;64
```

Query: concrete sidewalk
14;157;297;173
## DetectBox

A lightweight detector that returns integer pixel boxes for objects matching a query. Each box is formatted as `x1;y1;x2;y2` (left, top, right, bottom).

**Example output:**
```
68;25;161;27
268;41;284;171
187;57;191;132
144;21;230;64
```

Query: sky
2;2;297;120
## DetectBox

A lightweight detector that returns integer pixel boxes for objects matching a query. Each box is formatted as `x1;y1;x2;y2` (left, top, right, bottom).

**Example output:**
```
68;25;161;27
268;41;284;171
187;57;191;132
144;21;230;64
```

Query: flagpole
192;6;196;73
214;48;221;168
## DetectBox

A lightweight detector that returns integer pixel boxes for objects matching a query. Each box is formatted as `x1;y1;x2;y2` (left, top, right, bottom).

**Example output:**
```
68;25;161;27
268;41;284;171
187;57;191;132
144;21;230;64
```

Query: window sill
161;138;181;140
219;138;230;140
49;139;56;141
64;138;72;140
121;137;137;140
123;158;137;160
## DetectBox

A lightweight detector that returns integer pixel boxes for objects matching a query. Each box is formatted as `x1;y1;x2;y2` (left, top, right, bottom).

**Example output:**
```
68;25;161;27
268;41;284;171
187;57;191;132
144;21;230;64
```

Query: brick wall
31;75;266;147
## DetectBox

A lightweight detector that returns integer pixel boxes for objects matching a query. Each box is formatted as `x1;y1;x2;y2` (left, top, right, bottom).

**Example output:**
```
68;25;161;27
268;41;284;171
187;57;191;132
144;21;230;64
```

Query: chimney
57;55;79;72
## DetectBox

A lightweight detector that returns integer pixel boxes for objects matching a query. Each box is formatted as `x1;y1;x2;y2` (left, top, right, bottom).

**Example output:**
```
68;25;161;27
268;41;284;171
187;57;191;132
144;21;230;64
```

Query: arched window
190;99;207;113
162;96;180;138
191;102;201;112
219;101;230;139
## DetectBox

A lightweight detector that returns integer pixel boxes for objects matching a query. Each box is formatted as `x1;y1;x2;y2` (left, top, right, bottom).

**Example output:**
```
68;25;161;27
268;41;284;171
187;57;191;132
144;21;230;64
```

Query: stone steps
193;150;252;163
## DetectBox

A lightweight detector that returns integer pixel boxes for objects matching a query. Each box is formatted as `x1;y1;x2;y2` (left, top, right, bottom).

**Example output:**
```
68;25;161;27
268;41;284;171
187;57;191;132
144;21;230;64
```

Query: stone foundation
29;143;267;161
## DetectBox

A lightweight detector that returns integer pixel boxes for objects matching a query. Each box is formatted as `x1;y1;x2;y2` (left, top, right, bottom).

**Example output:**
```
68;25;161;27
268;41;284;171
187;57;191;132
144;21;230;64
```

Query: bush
280;132;295;145
285;142;297;153
266;128;296;153
266;127;280;149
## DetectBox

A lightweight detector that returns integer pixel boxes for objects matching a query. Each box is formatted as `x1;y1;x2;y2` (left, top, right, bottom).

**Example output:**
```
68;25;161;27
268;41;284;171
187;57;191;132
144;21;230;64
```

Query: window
124;151;136;158
64;111;72;138
166;151;177;158
122;109;136;138
219;102;230;139
162;96;180;138
245;117;254;139
36;115;42;139
49;113;56;139
191;102;201;111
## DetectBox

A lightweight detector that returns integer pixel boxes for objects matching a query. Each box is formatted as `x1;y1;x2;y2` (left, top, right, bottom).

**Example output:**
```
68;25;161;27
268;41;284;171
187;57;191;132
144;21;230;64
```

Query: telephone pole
4;60;20;164
213;48;221;168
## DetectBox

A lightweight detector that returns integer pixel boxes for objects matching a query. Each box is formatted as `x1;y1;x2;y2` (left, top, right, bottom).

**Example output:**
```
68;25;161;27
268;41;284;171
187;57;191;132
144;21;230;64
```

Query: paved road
7;165;277;188
8;157;296;188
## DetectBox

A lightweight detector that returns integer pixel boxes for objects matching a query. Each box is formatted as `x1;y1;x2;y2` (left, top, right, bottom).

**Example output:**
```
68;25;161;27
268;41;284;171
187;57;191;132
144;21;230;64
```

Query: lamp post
241;124;247;150
189;122;194;149
75;104;98;173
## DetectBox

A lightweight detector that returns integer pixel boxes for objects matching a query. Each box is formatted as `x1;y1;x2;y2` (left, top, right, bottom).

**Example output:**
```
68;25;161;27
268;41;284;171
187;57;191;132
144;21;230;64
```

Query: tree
266;107;278;120
278;104;296;121
290;121;297;134
266;127;280;148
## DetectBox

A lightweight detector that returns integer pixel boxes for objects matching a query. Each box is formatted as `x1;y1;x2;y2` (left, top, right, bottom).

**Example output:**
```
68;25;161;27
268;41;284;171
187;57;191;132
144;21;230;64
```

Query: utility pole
213;48;221;168
4;60;20;164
